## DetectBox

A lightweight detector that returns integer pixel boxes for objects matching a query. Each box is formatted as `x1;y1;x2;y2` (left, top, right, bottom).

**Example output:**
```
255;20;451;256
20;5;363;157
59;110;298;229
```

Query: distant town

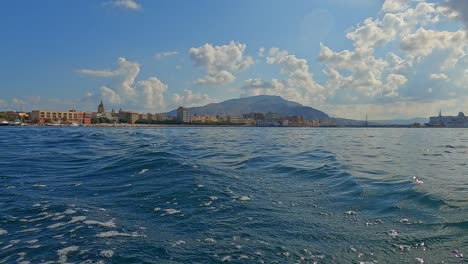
0;100;467;127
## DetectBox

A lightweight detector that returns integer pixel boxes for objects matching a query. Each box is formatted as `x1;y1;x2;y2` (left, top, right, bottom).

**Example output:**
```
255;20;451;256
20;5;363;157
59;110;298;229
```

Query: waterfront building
97;100;106;114
118;109;140;124
428;111;468;127
227;115;245;124
30;109;91;125
177;107;190;123
265;112;280;121
191;115;218;123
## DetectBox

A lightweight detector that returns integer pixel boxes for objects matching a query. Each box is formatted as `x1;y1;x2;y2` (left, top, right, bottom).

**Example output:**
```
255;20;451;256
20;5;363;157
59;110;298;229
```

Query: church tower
97;100;106;114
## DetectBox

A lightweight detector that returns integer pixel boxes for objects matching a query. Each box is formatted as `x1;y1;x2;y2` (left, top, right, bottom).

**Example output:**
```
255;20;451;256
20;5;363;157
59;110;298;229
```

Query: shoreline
3;124;467;128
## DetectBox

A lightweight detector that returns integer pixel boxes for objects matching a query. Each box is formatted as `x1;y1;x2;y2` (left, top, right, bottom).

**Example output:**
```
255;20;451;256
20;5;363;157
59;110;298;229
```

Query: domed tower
97;100;106;114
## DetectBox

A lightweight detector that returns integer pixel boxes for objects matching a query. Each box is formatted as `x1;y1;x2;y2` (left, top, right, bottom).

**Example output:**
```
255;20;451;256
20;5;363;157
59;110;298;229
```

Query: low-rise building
118;110;140;124
30;109;91;125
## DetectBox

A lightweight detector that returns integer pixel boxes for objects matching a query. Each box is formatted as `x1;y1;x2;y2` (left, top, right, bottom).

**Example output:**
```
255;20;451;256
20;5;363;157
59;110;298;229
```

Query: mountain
165;95;330;120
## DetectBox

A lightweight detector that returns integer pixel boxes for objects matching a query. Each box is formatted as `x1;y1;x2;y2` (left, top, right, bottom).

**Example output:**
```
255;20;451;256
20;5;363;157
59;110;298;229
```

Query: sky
0;0;466;119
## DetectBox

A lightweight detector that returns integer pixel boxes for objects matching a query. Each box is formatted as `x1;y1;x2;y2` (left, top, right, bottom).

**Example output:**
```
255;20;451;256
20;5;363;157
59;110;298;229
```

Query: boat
0;120;9;126
45;122;61;126
70;122;80;127
9;121;24;126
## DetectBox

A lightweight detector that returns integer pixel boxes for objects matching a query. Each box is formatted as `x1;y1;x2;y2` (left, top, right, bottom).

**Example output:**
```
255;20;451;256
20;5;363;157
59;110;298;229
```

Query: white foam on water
154;207;161;211
27;245;41;249
210;196;218;201
197;184;204;188
162;209;180;216
238;196;252;201
387;230;398;237
57;246;79;264
69;216;87;223
95;231;146;238
345;211;357;215
204;238;216;243
203;201;212;206
1;244;13;250
19;228;40;233
415;257;424;263
26;239;38;244
221;256;231;262
172;240;186;247
32;184;47;188
139;169;149;174
84;220;116;228
47;222;67;229
32;204;41;207
0;228;7;235
64;209;77;215
412;176;424;184
52;215;65;221
100;249;114;258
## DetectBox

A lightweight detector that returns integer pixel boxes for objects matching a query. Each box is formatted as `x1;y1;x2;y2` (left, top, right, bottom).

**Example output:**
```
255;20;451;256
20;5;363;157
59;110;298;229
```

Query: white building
429;111;468;127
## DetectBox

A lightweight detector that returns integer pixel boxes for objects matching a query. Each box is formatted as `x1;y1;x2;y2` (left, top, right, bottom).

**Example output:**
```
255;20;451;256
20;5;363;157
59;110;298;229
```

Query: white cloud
155;51;179;60
400;28;466;69
382;0;421;13
79;57;140;97
258;47;265;57
189;41;254;86
171;89;214;108
100;86;122;105
112;0;141;10
137;77;167;111
81;57;170;112
265;48;325;104
430;73;449;80
78;69;117;77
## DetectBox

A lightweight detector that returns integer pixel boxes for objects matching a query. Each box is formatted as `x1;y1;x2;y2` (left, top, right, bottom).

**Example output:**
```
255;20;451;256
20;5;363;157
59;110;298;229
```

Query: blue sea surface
0;127;467;263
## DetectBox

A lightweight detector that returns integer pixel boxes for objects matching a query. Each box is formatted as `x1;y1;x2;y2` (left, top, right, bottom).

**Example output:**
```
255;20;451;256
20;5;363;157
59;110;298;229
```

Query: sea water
0;127;467;263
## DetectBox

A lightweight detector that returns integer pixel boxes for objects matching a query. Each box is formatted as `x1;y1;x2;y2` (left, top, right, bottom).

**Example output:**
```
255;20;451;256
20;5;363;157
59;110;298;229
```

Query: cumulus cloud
266;48;325;103
100;86;122;105
79;57;140;97
112;0;141;10
80;57;168;112
189;41;254;86
171;89;214;108
155;51;179;60
430;73;449;80
400;28;466;69
137;77;167;111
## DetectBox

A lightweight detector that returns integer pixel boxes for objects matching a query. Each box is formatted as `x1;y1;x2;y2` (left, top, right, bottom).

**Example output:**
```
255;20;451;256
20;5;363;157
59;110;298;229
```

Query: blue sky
0;0;466;119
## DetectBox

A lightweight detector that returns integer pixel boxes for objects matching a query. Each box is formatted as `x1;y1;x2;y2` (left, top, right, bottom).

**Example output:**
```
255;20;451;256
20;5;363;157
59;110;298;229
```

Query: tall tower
97;100;106;114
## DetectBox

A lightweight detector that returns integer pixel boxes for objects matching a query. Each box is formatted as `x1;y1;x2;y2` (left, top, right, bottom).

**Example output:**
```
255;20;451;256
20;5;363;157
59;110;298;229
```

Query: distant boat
45;122;61;126
9;121;24;126
0;120;9;126
70;122;80;127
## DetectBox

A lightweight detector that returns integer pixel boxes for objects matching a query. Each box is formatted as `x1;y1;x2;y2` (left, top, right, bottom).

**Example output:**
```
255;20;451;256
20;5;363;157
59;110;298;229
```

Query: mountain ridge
165;95;330;120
